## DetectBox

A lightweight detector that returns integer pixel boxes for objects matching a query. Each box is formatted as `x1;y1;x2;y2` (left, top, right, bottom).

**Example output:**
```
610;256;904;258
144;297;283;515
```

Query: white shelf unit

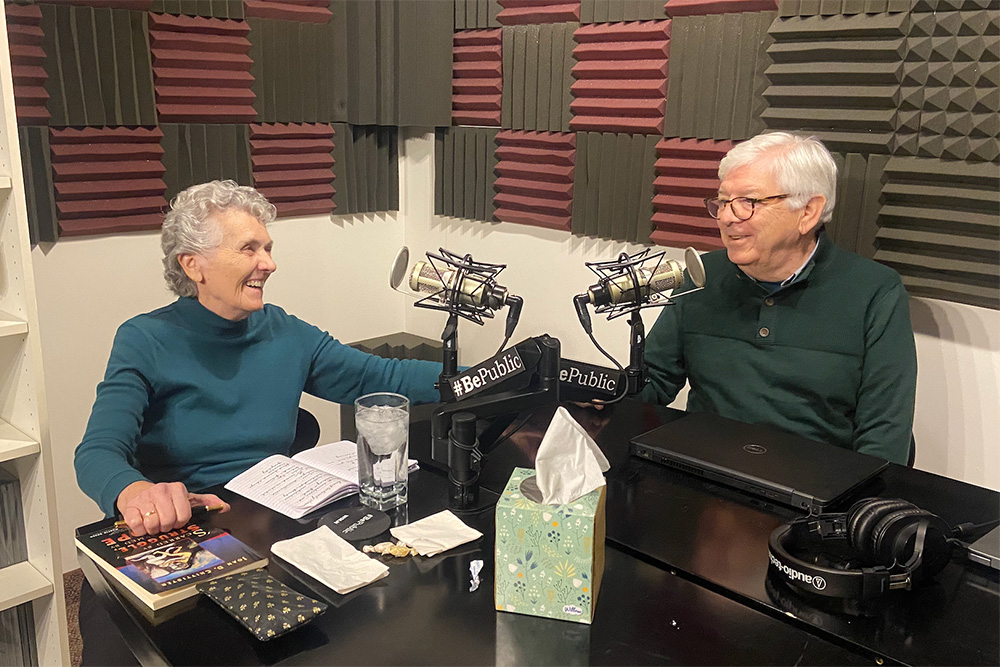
0;9;70;667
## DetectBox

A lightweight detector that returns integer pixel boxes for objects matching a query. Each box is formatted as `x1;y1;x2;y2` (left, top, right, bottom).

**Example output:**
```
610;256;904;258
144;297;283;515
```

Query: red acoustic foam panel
41;0;152;7
571;21;671;135
453;29;503;126
244;0;331;23
49;127;167;237
494;130;575;231
5;3;48;124
250;123;336;217
664;0;777;16
497;0;580;25
149;13;256;123
650;137;734;250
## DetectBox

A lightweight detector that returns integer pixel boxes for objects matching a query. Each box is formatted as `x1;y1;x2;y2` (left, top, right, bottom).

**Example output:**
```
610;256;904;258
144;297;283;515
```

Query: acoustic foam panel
874;157;999;310
493;130;575;231
330;123;399;215
434;126;499;221
39;3;157;127
47;0;151;9
762;12;907;153
250;123;335;217
150;0;242;18
502;22;575;131
663;11;772;141
497;0;580;25
247;16;344;124
649;137;732;250
455;0;501;28
244;0;330;22
148;12;256;123
453;28;503;126
665;0;778;16
571;132;659;243
580;0;666;22
17;126;58;244
49;126;168;237
778;0;914;15
895;4;1000;162
826;152;888;258
570;20;671;135
160;123;252;201
5;3;48;125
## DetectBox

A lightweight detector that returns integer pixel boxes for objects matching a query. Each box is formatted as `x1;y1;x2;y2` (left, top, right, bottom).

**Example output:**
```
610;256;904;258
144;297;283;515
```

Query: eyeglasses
703;194;790;221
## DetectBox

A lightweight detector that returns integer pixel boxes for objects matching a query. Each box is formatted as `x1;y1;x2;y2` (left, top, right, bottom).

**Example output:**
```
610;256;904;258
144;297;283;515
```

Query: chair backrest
288;407;321;456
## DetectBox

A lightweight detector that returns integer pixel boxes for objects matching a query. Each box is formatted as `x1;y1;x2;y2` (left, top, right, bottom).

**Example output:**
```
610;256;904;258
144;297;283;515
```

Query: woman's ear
797;194;826;236
177;253;203;284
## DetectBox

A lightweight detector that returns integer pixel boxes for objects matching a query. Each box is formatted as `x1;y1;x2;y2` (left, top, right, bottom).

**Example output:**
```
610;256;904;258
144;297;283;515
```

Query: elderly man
641;132;917;465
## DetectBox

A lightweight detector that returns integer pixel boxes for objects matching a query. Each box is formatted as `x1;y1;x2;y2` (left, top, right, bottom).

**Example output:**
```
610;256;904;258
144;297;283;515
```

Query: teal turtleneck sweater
75;297;441;516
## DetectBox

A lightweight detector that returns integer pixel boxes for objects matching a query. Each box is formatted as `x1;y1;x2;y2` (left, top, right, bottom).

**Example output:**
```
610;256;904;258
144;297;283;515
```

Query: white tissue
270;526;389;594
389;510;483;557
535;406;610;505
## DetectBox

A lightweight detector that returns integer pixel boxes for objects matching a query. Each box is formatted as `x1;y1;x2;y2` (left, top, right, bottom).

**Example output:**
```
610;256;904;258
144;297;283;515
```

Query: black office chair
288;407;321;456
907;433;916;468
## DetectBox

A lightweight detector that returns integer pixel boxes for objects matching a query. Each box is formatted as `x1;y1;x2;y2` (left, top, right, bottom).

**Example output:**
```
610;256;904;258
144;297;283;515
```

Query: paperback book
75;519;267;611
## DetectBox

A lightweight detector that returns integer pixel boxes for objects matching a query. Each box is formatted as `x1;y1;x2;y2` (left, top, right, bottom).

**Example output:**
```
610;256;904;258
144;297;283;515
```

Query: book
224;440;418;520
75;519;267;611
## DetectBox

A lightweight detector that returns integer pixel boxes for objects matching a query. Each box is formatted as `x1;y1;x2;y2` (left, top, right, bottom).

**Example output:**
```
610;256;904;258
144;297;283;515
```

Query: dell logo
744;443;767;455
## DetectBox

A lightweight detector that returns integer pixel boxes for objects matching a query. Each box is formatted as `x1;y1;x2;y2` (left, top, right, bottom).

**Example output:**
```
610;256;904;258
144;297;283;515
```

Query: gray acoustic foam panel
762;12;908;153
663;11;773;141
779;0;980;15
502;22;576;132
434;126;500;221
571;132;659;243
151;0;244;18
161;124;253;202
874;157;999;310
330;124;399;215
666;0;778;16
895;4;1000;162
453;28;503;126
494;130;576;231
39;3;157;127
826;152;888;259
18;127;58;245
581;0;667;22
455;0;501;28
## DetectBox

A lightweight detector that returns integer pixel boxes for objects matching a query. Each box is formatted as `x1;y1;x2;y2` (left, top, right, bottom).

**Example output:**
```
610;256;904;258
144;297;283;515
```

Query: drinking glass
354;392;410;510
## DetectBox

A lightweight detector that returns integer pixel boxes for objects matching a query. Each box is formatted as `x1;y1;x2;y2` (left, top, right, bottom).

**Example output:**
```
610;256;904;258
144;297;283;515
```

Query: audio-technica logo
744;443;767;455
769;553;827;591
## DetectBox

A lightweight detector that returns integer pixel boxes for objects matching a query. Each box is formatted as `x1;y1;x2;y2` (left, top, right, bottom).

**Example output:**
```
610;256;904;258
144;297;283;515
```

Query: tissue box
494;467;605;624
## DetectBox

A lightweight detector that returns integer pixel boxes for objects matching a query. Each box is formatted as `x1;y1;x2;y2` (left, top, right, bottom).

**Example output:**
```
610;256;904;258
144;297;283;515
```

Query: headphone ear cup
849;499;916;560
872;509;952;580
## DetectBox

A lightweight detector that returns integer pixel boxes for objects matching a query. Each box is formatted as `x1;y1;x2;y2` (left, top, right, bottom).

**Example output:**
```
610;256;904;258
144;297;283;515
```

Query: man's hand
116;481;230;536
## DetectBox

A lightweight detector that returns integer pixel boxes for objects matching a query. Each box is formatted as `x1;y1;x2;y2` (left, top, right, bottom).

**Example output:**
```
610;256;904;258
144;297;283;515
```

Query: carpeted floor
63;569;84;667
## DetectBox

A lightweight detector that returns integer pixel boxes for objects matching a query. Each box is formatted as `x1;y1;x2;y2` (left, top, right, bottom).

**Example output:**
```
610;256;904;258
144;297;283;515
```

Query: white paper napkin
535;406;610;505
270;526;389;594
389;510;483;557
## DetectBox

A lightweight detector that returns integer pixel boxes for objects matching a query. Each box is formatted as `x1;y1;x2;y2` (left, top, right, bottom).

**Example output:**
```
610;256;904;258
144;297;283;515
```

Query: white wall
33;129;999;572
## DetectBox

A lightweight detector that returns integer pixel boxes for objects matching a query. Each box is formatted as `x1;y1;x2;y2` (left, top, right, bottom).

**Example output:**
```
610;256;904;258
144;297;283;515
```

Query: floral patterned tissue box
494;467;606;624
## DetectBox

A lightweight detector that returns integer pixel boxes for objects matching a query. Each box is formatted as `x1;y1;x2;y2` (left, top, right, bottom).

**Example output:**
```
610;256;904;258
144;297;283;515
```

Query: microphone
584;260;685;307
408;260;509;311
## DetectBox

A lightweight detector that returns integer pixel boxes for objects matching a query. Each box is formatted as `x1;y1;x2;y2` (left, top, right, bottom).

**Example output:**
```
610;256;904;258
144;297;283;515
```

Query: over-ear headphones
768;497;954;600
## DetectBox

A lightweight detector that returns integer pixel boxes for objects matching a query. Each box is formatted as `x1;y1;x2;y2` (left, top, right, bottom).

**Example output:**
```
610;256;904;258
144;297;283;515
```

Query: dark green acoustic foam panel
497;0;580;24
762;12;907;153
40;4;157;127
330;124;399;215
160;124;252;202
571;132;659;243
6;3;49;124
875;157;999;310
663;11;773;141
151;0;243;19
649;138;731;250
494;130;576;231
434;126;499;221
501;22;575;132
452;28;503;126
580;0;667;22
455;0;501;28
250;123;335;217
18;126;58;244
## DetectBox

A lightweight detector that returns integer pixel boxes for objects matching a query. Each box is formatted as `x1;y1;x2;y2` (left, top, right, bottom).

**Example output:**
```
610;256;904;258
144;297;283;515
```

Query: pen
114;504;226;530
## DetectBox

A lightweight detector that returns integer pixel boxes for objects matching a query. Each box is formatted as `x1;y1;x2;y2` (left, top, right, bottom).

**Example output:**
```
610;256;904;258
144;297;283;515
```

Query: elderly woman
75;180;440;537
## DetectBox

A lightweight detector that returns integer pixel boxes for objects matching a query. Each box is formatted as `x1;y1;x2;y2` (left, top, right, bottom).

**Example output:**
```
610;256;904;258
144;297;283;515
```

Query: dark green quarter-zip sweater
641;233;917;465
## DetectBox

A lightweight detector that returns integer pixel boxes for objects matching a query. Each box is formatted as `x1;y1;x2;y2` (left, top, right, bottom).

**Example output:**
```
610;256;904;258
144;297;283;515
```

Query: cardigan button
764;297;775;306
759;327;770;338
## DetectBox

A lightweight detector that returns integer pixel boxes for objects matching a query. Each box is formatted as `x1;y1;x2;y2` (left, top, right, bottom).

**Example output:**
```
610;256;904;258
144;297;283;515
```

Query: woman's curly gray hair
161;180;277;297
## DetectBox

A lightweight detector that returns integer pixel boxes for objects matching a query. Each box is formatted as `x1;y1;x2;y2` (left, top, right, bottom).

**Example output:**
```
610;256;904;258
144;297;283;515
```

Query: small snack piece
362;540;417;558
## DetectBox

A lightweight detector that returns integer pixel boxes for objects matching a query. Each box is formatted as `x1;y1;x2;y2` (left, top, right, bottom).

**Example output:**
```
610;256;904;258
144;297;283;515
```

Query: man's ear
797;194;826;236
177;253;203;284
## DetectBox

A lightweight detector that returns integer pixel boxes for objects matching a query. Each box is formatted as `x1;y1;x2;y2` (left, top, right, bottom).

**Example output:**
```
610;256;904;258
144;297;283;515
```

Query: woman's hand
116;481;230;536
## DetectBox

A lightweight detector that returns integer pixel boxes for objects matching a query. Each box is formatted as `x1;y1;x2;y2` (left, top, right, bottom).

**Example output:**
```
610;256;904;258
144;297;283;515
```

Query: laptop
967;526;1000;571
629;411;889;513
